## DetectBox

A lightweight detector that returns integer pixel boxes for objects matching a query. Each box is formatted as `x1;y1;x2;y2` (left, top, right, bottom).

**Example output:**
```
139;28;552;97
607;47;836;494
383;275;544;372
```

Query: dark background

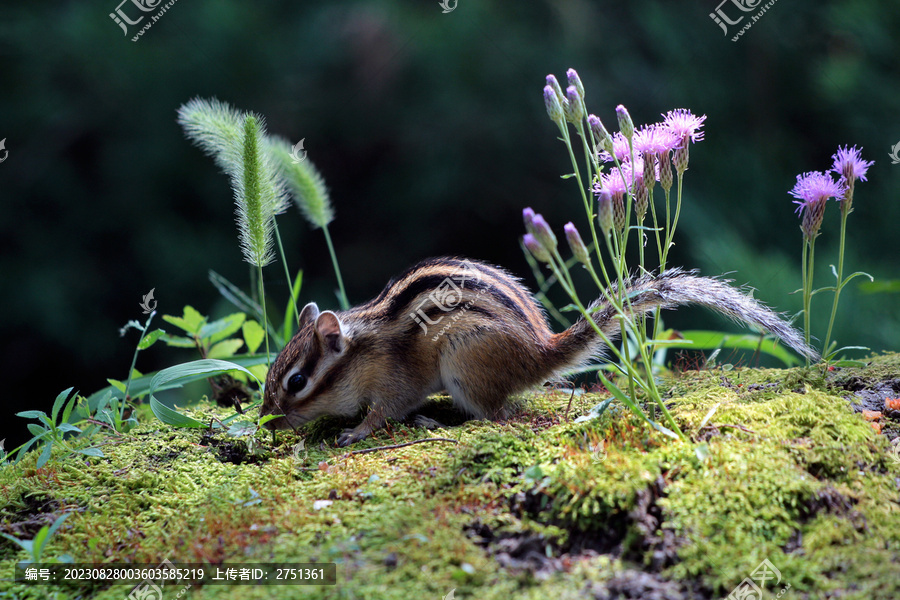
2;0;898;449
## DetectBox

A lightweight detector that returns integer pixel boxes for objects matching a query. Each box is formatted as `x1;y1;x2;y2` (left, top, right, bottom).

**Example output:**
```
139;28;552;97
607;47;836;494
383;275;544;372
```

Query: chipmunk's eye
286;372;307;395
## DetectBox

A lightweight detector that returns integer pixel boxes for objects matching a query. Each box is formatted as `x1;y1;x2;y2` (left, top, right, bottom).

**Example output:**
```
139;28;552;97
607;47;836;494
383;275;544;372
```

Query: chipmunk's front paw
336;429;368;447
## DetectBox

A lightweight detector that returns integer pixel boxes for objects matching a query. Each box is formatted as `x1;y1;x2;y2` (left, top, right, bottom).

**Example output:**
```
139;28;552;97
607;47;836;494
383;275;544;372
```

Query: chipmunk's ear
315;311;345;353
298;302;320;327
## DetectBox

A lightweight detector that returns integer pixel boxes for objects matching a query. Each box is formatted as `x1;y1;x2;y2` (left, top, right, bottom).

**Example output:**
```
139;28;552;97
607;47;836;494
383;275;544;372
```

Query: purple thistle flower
662;109;707;143
831;145;873;213
633;124;679;156
789;171;846;239
831;145;873;183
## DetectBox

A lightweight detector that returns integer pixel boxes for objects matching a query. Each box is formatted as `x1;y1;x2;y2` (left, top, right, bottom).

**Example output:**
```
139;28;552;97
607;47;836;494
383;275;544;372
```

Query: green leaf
208;339;245;359
257;414;283;427
0;532;32;555
282;269;304;344
199;313;246;345
162;306;206;335
17;410;47;420
841;271;874;288
56;424;81;434
61;391;81;425
36;442;53;469
598;372;679;439
859;279;900;294
673;330;800;366
149;397;208;428
248;364;269;384
227;421;257;437
209;270;261;317
27;424;47;437
159;333;197;348
137;329;166;350
831;360;868;368
51;388;74;424
107;379;127;394
147;359;263;428
75;448;104;458
243;320;266;354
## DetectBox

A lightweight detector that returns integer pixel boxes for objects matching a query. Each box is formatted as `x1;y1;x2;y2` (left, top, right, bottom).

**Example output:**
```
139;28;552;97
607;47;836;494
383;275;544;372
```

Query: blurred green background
1;0;898;448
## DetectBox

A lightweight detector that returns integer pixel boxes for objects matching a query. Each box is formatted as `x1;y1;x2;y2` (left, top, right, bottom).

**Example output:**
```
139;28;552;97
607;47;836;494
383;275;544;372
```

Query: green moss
2;357;900;599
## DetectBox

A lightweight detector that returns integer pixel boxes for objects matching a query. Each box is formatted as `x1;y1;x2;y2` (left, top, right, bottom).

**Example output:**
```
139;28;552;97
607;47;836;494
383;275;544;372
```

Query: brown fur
260;257;816;446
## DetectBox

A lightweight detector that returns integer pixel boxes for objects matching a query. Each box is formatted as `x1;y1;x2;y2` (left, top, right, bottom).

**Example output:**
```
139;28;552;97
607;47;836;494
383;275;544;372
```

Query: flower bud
616;104;634;141
530;213;558;252
588;115;613;154
566;69;585;101
564;86;584;124
597;189;614;236
564;222;590;266
543;86;564;124
545;74;565;102
523;207;537;235
523;233;552;264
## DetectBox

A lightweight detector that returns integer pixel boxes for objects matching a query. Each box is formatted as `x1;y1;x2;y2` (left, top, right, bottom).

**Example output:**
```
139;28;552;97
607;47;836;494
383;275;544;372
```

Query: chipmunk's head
261;302;358;430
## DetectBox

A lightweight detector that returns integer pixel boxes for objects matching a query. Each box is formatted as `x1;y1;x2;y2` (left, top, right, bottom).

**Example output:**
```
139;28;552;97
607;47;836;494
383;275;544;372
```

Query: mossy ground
2;354;899;599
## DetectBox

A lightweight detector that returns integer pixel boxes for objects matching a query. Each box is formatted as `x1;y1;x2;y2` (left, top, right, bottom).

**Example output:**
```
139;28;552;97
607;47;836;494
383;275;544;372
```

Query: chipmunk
260;257;816;446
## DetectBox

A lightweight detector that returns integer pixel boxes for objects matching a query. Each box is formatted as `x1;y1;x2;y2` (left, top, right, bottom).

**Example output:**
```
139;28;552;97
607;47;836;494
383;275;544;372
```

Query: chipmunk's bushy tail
549;268;818;369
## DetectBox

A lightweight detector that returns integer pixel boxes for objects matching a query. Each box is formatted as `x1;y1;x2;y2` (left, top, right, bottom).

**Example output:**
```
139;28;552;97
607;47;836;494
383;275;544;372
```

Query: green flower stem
557;122;606;288
800;236;816;365
258;265;271;368
823;207;850;356
122;311;155;420
322;225;349;311
273;222;298;327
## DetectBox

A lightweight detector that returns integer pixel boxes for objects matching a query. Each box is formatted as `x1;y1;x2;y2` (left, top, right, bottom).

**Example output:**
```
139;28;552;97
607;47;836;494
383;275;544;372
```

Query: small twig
84;419;125;436
701;423;757;434
342;437;459;457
